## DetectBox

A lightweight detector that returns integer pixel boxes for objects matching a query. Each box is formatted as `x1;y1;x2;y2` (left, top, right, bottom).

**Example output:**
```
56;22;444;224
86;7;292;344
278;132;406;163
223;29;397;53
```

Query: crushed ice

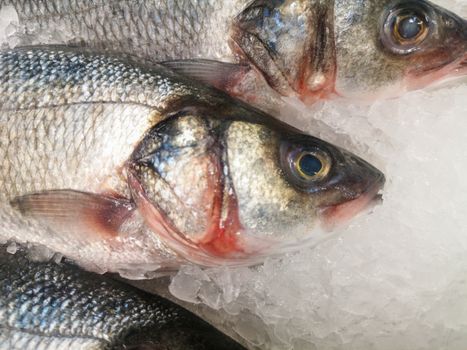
170;17;467;348
169;80;467;350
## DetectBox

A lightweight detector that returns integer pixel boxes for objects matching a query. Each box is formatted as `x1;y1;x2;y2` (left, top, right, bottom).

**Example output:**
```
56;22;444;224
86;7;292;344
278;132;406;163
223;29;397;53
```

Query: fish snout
348;156;386;199
462;19;467;64
462;18;467;40
319;152;386;228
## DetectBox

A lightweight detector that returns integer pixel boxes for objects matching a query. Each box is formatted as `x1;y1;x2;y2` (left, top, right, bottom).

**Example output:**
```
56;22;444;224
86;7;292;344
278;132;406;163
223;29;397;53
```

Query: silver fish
0;47;384;275
0;0;464;105
0;0;245;61
0;247;246;350
231;0;467;103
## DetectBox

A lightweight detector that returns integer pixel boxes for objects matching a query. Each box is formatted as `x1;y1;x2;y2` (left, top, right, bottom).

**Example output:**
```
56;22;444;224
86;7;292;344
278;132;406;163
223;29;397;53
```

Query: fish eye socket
280;142;332;190
382;6;431;54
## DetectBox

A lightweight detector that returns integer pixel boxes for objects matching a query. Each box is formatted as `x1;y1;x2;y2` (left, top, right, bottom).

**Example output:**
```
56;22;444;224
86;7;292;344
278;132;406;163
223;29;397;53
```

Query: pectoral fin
11;190;135;240
162;59;250;92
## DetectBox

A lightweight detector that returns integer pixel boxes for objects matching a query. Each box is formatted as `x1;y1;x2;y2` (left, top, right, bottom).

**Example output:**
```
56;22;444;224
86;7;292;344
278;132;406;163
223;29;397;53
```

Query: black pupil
398;15;423;39
299;154;322;177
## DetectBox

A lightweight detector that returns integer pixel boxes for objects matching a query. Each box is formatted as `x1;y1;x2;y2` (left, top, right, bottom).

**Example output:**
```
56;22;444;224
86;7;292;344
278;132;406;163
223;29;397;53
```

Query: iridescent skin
0;0;246;61
231;0;336;102
0;248;245;350
0;47;384;273
1;0;464;105
231;0;467;103
333;0;467;99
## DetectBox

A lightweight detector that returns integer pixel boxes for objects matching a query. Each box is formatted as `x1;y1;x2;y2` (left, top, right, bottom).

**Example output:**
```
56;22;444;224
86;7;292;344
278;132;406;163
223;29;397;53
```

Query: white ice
168;2;467;349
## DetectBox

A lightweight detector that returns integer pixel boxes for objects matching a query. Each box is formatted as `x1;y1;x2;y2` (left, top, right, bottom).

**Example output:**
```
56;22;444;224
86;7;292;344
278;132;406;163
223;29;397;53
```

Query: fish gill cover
167;1;467;349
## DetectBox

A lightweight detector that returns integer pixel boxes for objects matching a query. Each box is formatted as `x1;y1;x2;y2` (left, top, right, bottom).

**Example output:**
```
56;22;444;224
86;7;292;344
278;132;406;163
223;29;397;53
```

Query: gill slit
299;0;337;96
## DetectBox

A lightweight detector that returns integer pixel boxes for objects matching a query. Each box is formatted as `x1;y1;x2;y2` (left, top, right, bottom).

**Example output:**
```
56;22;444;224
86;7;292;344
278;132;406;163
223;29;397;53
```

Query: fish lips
404;6;467;84
459;19;467;70
317;151;386;229
319;180;385;230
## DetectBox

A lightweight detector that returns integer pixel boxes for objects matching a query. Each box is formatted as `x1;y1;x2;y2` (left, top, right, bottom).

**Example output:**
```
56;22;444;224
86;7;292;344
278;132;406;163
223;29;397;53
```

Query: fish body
1;0;465;105
0;47;384;275
0;247;246;350
0;0;245;62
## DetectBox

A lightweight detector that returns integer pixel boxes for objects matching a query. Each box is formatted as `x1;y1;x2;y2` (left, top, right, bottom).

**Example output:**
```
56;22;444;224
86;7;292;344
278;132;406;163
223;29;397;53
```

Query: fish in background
0;247;246;350
0;46;384;276
0;0;465;105
231;0;467;103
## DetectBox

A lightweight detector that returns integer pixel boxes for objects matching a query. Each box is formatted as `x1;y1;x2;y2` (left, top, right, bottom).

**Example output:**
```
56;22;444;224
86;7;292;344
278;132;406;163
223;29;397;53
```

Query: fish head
127;107;385;266
334;0;467;100
231;0;466;103
230;0;336;104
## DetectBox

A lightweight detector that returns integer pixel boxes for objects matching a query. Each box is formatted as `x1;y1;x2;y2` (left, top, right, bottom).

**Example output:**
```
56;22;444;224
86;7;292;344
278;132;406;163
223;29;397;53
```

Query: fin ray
11;190;135;239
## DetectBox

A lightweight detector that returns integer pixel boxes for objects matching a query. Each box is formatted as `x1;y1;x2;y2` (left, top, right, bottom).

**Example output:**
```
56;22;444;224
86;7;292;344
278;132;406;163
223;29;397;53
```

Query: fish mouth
408;52;467;90
319;177;385;229
460;54;467;69
436;52;467;74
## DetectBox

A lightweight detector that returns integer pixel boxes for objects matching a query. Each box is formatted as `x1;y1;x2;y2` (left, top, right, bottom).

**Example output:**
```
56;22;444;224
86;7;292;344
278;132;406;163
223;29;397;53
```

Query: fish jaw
316;149;386;230
405;14;467;91
390;2;467;95
332;0;467;102
319;181;384;229
406;53;467;92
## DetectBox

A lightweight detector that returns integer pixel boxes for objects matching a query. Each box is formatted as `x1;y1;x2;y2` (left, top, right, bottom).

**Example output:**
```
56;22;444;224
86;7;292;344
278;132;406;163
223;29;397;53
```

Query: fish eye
280;142;332;190
295;152;326;180
393;12;428;43
382;5;431;54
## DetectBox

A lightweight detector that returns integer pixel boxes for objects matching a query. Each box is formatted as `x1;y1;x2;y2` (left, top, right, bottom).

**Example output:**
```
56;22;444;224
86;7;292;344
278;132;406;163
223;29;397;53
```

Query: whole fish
0;247;246;350
0;47;384;275
0;0;465;105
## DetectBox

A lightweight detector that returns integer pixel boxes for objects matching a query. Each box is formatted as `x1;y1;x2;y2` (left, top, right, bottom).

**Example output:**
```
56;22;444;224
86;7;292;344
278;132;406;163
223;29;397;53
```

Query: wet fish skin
0;247;246;350
0;46;384;274
333;0;467;99
0;0;246;62
0;46;225;273
231;0;467;103
3;1;464;105
230;0;336;102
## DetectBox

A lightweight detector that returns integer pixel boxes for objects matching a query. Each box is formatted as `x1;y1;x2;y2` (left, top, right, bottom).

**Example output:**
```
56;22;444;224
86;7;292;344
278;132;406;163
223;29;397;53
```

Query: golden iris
393;14;428;44
294;151;330;180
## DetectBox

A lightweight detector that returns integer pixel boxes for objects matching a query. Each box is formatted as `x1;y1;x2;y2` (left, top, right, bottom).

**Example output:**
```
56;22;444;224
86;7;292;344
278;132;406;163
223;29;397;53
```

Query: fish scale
1;0;465;105
0;46;384;275
0;248;246;349
0;47;216;199
0;0;246;62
